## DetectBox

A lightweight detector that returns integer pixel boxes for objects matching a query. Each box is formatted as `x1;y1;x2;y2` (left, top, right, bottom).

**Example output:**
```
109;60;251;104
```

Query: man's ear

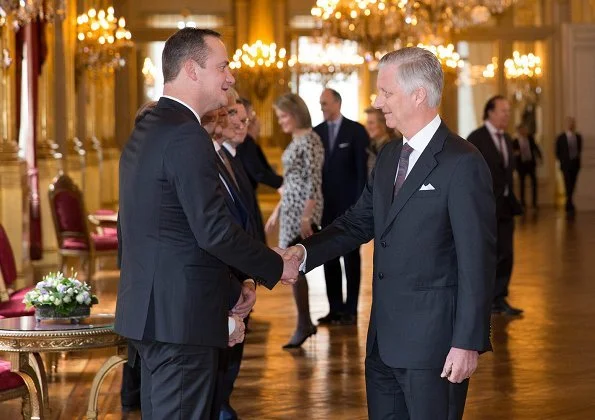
414;87;427;107
183;59;199;81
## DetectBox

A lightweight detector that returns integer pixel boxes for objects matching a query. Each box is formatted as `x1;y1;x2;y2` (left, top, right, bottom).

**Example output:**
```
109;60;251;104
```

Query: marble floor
1;208;594;419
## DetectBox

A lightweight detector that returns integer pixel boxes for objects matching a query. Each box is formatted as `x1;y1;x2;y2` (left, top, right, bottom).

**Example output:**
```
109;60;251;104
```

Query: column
0;17;32;287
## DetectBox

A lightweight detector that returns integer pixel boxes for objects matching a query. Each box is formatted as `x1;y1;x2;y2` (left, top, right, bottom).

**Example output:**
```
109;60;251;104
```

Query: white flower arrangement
23;272;99;316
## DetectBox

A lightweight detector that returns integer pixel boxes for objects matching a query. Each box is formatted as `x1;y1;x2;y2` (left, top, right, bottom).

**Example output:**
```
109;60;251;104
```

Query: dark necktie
328;121;337;153
392;143;414;201
218;148;239;188
496;132;509;167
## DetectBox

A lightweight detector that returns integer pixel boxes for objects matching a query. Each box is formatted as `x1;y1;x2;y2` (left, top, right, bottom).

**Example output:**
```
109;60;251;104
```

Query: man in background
512;123;542;210
314;88;369;325
468;95;523;316
556;116;582;216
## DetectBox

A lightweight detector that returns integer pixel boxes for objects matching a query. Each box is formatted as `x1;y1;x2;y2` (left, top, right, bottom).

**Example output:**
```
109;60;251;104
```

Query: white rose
54;298;62;305
84;298;91;305
76;294;85;304
63;295;71;303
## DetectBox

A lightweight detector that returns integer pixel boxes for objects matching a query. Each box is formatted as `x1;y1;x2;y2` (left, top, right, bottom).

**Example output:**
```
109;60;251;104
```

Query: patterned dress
279;130;325;248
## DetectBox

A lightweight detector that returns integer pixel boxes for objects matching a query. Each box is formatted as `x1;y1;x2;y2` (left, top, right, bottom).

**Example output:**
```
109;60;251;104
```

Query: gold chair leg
86;355;127;420
9;352;46;420
21;392;32;419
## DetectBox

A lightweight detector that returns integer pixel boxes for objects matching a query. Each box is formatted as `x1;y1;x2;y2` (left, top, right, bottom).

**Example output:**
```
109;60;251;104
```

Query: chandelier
504;51;542;80
76;6;132;71
311;0;520;57
416;43;464;71
230;40;291;100
289;38;364;83
0;0;65;28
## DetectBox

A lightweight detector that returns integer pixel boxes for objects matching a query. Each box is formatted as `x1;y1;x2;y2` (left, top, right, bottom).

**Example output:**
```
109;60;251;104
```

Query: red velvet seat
0;316;29;412
0;224;35;318
49;172;118;282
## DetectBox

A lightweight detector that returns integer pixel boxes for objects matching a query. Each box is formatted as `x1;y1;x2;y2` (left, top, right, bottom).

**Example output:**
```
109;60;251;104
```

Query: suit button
381;241;387;248
378;272;384;280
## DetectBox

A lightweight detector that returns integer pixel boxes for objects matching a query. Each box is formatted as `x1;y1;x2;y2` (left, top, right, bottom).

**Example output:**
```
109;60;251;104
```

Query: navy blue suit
314;117;369;317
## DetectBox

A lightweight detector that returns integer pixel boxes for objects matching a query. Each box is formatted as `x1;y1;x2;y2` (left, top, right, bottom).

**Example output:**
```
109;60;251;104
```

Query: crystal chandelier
76;6;132;71
230;40;291;100
0;0;65;28
311;0;520;57
289;38;364;83
416;43;464;71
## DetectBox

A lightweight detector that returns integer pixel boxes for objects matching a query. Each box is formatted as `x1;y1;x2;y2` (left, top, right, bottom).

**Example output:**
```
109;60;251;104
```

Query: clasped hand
273;246;306;285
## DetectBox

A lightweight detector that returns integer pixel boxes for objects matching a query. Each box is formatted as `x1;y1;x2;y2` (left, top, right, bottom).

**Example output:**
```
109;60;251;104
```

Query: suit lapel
380;124;448;236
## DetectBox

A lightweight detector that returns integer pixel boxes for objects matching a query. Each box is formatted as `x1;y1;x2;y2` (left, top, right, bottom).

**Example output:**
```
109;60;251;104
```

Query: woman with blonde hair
266;93;324;349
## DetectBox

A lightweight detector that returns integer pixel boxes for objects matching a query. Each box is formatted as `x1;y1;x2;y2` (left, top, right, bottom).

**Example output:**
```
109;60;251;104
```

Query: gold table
0;314;127;420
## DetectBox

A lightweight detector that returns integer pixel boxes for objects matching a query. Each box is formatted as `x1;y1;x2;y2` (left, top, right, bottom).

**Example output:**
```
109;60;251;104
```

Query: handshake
274;246;306;286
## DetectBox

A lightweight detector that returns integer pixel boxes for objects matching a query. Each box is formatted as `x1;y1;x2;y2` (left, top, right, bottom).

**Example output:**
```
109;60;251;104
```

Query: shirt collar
162;95;201;123
328;115;343;126
402;114;441;153
566;131;575;138
212;140;221;152
222;141;236;157
484;120;502;136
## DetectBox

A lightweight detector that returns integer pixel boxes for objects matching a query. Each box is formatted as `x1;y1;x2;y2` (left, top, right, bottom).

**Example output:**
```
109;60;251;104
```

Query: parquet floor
2;208;594;419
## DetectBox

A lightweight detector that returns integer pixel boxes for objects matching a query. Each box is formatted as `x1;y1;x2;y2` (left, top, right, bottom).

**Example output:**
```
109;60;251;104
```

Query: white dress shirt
396;114;441;182
566;131;578;159
484;120;509;166
161;95;201;124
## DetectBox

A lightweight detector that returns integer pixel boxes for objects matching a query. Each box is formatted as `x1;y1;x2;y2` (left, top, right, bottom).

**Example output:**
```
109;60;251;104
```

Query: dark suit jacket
314;117;369;226
512;135;542;169
556;132;582;170
116;97;283;349
468;125;521;217
302;122;496;369
236;135;283;190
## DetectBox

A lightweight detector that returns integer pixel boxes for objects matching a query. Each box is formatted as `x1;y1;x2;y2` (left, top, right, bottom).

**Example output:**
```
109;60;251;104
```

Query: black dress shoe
339;314;357;325
492;300;523;316
317;312;342;325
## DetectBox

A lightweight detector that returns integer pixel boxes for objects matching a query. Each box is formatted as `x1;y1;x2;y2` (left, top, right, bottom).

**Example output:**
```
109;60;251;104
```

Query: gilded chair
0;224;35;318
48;172;118;282
0;352;30;418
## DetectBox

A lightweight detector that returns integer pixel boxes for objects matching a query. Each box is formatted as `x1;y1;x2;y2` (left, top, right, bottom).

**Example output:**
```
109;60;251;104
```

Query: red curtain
15;18;47;260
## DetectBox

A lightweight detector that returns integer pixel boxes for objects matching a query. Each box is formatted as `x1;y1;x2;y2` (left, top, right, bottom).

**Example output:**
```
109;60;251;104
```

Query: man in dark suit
512;123;542;209
556;116;582;215
236;98;284;193
116;28;298;420
314;88;369;325
283;47;496;420
468;95;523;316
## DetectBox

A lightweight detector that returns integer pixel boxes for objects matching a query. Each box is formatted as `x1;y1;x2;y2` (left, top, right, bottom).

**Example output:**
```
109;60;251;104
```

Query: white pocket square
338;142;350;148
419;183;436;191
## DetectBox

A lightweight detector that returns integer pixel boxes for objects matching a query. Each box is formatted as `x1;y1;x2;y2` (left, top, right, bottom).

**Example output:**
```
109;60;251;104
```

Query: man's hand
441;347;479;383
231;280;256;318
228;315;245;347
283;245;305;264
273;247;300;285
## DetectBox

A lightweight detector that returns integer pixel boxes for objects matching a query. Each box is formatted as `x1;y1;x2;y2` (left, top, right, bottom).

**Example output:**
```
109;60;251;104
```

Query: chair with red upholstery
0;316;30;417
0;224;35;318
48;172;118;282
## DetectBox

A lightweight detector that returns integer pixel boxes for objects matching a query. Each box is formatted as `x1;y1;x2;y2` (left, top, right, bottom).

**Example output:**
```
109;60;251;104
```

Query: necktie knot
401;143;414;159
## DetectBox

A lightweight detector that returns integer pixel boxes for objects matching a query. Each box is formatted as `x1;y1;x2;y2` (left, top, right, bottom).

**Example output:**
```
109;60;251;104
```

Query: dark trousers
129;339;219;420
120;346;141;410
562;163;580;211
212;317;249;420
517;163;537;207
494;198;515;302
365;340;468;420
323;247;361;315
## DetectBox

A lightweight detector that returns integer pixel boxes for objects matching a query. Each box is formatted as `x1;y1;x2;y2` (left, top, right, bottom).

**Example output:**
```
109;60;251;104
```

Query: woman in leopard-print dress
265;93;324;349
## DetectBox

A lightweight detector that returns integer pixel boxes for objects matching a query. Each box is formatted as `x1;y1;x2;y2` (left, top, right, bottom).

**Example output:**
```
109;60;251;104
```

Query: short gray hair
378;47;444;108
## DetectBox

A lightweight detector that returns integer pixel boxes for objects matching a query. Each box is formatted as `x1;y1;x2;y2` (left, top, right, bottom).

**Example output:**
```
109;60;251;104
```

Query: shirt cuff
228;317;235;335
297;244;307;272
243;279;256;288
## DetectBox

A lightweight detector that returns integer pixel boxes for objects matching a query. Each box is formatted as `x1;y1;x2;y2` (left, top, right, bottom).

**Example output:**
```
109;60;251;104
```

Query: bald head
320;88;342;122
